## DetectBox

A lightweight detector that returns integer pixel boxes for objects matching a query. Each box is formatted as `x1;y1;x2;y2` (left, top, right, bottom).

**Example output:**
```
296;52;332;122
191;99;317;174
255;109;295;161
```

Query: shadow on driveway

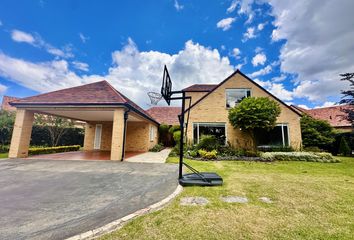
0;159;178;240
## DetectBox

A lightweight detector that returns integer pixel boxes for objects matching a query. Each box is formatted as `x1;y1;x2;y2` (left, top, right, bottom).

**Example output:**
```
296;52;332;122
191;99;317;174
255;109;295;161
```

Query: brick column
9;109;34;158
110;108;125;160
83;122;95;151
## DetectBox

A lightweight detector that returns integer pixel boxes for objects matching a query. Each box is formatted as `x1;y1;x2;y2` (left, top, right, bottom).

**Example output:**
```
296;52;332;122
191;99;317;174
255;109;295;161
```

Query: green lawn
101;156;354;240
0;152;8;158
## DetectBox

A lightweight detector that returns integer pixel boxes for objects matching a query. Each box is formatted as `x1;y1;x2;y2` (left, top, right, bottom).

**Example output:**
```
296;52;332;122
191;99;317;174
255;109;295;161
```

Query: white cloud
257;22;266;31
297;104;309;109
314;101;336;109
242;27;256;41
250;65;272;78
217;17;236;31
252;52;266;66
255;79;293;101
10;29;73;58
0;83;7;96
0;39;235;107
79;33;89;43
11;30;35;44
271;74;286;82
227;0;238;13
255;46;263;53
231;48;241;59
72;61;89;72
174;0;184;11
266;0;354;102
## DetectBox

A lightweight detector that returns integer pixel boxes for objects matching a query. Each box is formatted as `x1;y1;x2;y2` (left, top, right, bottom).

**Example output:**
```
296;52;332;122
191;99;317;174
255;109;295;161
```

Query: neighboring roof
183;84;218;92
1;96;20;111
185;70;302;116
10;80;158;124
146;106;181;125
292;104;352;128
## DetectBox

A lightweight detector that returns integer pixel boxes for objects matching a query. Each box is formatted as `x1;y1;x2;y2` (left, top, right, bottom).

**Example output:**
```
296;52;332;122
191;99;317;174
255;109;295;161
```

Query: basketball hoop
148;92;162;105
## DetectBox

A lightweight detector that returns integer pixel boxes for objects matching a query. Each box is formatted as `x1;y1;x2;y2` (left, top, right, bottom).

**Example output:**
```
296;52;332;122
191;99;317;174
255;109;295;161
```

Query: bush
198;149;218;159
260;151;340;163
339;137;351;156
303;146;322;152
169;125;180;134
257;145;294;152
149;143;165;152
196;135;220;151
173;130;181;143
28;145;81;155
0;145;9;153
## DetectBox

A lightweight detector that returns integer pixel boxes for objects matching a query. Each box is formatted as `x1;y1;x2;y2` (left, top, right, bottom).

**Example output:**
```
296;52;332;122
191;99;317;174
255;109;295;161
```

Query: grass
0;152;8;158
101;156;354;240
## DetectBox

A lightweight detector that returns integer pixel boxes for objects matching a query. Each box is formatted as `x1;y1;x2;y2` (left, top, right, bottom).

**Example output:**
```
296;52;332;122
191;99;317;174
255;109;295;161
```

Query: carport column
110;108;125;160
9;109;34;158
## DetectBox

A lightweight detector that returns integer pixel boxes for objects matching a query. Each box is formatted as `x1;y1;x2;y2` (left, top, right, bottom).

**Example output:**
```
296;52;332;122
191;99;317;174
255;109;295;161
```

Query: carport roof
10;80;158;124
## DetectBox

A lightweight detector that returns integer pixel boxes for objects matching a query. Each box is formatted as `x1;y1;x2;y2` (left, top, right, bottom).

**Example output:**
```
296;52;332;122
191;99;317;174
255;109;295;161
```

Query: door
94;124;102;150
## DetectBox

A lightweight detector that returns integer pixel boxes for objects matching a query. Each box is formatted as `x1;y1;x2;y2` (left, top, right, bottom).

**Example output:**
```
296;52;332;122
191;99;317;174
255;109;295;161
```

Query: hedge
260;151;340;163
28;145;81;155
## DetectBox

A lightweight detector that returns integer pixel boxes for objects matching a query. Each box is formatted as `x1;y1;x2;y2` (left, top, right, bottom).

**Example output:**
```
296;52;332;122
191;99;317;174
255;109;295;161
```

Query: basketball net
147;92;162;105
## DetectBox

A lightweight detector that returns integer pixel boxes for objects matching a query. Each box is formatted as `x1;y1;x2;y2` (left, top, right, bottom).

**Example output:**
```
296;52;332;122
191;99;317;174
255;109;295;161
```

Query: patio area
27;150;143;161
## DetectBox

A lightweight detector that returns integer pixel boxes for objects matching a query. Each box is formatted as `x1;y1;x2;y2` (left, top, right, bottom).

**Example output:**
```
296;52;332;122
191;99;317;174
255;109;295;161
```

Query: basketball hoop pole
178;91;186;179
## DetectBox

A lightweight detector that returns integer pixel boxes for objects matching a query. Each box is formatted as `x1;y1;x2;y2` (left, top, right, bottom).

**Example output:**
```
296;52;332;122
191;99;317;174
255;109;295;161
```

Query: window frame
149;125;155;142
278;123;290;147
193;122;227;145
225;88;252;108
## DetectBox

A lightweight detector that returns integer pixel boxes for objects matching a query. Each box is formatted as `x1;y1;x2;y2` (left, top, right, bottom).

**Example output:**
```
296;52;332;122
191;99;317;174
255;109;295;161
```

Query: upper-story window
226;89;251;108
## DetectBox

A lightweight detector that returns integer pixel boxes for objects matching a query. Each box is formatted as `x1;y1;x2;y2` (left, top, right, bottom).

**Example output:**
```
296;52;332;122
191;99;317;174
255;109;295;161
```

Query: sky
0;0;353;110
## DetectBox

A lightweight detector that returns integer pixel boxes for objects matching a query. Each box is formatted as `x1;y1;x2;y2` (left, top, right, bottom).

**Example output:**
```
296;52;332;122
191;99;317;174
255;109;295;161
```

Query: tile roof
10;80;157;124
292;104;352;128
146;106;181;125
1;96;20;111
183;84;217;92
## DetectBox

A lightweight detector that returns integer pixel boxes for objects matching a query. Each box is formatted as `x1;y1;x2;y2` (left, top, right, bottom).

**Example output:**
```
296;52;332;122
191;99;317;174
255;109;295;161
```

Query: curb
66;184;183;240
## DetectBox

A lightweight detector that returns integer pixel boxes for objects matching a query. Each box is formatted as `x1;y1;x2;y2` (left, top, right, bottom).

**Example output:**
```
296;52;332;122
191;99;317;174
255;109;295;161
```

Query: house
8;81;159;160
182;70;302;150
146;106;180;126
291;105;352;132
1;96;20;111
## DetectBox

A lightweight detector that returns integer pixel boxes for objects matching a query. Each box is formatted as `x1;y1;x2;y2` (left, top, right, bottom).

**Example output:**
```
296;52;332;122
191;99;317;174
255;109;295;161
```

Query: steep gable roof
146;106;181;125
10;80;158;124
183;84;218;92
185;69;302;116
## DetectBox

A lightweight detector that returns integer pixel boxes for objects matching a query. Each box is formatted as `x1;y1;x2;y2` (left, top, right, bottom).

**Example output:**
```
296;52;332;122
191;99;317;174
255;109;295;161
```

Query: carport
8;81;159;161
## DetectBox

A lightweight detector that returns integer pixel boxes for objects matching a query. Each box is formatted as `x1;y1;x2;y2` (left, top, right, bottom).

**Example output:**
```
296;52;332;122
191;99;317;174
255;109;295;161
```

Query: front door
94;124;102;150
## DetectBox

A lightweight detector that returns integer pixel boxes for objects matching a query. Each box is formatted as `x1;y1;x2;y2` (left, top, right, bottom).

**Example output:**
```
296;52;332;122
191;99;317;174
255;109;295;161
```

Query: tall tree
228;97;281;149
339;73;354;126
34;114;74;147
0;110;15;145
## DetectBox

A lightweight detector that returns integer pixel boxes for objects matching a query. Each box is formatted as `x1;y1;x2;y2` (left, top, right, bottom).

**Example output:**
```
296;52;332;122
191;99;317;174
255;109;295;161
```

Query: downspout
121;108;130;161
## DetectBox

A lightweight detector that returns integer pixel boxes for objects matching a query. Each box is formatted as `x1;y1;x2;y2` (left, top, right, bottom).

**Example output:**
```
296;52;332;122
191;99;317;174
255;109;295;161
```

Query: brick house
8;69;303;160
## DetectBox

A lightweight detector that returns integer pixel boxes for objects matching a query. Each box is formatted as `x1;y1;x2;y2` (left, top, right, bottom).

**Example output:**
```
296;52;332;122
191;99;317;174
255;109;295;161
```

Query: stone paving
180;197;209;206
125;148;171;163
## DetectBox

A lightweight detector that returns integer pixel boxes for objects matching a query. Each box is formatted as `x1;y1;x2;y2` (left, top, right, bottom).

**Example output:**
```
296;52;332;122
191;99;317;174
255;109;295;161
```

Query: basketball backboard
161;65;172;105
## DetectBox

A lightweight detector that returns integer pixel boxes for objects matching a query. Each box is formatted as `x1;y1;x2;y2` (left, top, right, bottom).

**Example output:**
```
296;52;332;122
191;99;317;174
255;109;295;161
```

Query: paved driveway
0;159;178;240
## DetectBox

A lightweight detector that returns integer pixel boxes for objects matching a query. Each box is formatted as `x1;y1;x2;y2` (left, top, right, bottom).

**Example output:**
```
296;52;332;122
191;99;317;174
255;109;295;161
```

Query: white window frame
225;88;251;109
149;126;155;142
277;123;290;146
94;124;102;150
193;122;227;145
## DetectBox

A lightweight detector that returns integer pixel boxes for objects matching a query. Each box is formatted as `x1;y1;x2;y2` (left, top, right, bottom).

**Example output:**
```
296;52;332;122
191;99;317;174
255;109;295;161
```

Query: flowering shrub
198;149;218;159
260;151;340;163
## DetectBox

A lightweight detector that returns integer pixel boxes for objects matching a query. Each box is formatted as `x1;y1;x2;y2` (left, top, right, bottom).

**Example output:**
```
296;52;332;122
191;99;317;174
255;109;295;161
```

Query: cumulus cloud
217;17;236;31
227;0;238;13
174;0;184;11
271;74;287;82
72;61;89;72
11;30;35;44
250;65;272;78
0;83;7;96
231;48;241;59
0;39;235;107
252;52;266;66
242;27;256;41
267;0;354;102
10;29;73;58
255;79;293;101
314;101;336;109
257;22;266;31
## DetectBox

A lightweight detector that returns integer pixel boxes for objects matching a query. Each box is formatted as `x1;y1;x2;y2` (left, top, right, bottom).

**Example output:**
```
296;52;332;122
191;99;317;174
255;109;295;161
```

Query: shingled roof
182;84;217;92
292;104;352;128
1;96;20;111
10;80;157;124
146;106;181;125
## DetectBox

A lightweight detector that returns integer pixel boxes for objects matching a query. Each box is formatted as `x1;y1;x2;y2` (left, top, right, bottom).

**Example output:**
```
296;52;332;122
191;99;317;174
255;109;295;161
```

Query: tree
339;136;351;156
300;114;335;149
34;114;74;147
228;97;281;149
339;73;354;126
0;110;15;145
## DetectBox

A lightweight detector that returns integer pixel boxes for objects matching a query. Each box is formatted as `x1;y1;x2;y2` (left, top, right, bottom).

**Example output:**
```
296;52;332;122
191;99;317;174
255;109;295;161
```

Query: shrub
149;143;165;152
198;149;218;159
188;149;198;158
303;146;322;152
339;137;351;156
28;145;81;155
0;145;9;153
257;145;294;152
173;130;181;143
260;152;340;163
196;135;220;151
169;125;180;134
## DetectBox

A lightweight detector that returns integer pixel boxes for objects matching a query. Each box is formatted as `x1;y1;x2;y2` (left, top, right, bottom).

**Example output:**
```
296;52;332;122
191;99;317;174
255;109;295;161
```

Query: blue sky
0;0;353;109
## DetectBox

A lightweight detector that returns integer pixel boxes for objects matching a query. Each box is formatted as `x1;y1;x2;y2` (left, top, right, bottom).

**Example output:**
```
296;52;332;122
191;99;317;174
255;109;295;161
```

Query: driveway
0;159;178;240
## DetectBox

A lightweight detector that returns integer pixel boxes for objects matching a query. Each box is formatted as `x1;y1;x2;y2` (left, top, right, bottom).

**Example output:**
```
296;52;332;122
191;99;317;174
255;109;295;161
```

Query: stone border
65;184;183;240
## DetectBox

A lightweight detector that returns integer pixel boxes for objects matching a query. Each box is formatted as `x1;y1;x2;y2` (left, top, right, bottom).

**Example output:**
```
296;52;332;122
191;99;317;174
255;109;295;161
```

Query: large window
193;123;226;145
226;89;251;108
256;124;290;147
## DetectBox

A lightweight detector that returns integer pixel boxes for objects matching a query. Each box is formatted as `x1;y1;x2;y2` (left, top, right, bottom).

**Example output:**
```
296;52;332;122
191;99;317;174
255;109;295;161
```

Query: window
256;124;290;147
226;89;251;108
193;123;226;145
149;126;155;141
